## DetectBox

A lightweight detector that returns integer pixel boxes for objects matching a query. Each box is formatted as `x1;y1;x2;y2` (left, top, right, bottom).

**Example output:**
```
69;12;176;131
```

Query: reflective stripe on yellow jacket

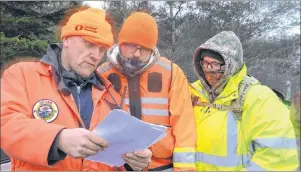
189;65;299;171
99;56;196;171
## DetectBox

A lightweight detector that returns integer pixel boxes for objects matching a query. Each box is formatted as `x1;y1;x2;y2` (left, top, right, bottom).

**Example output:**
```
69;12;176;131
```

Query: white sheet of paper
85;109;167;167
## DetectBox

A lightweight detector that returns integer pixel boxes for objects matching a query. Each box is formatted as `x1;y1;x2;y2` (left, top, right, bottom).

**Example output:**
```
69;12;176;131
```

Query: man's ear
62;38;69;48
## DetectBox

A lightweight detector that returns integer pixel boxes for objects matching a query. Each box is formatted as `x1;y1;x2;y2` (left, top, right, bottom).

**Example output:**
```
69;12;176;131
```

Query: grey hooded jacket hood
193;31;244;101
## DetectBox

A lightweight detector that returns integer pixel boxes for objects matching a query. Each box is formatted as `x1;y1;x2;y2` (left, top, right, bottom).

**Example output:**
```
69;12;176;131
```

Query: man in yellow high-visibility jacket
189;31;299;171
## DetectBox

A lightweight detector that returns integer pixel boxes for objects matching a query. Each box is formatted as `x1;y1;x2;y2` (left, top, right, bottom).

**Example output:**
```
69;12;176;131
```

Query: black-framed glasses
123;43;153;56
200;60;225;70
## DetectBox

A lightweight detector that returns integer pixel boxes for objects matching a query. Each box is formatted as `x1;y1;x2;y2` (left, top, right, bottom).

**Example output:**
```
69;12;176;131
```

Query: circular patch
33;99;59;123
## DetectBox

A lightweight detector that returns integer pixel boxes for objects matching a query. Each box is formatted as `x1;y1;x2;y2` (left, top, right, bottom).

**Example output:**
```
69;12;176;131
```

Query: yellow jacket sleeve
242;85;299;171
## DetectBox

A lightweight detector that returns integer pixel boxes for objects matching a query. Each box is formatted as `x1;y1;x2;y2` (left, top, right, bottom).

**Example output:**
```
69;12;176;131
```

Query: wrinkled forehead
65;36;108;49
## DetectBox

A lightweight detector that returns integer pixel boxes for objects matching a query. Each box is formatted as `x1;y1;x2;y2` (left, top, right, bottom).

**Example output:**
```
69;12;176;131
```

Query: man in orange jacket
98;12;196;171
1;7;152;171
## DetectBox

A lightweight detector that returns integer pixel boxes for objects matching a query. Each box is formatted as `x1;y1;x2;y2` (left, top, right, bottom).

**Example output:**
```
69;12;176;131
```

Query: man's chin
76;70;94;79
205;79;217;87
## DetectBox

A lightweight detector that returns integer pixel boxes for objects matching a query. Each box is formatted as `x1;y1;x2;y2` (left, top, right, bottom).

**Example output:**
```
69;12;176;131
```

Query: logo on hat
75;25;97;33
32;99;59;123
75;25;84;31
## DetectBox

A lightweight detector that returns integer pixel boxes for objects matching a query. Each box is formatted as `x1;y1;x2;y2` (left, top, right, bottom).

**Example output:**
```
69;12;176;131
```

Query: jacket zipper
76;84;86;170
128;76;142;119
74;83;86;129
76;85;82;115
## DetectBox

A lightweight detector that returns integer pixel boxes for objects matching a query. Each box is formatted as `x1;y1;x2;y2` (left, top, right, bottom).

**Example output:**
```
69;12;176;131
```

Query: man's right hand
57;128;108;158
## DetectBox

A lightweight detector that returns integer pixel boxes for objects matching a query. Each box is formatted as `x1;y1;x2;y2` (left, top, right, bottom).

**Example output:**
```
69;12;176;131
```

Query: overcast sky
84;1;300;34
84;1;105;9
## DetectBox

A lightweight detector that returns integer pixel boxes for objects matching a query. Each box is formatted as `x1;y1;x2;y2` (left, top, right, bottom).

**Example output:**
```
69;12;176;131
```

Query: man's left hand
123;149;152;171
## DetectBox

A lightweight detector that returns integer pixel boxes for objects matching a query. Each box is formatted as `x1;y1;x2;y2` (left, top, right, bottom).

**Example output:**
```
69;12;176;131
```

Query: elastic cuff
124;163;134;171
47;129;67;165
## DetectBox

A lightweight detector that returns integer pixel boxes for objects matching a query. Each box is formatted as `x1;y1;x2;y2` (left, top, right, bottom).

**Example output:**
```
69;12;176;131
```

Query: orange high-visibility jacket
98;45;197;171
1;61;127;171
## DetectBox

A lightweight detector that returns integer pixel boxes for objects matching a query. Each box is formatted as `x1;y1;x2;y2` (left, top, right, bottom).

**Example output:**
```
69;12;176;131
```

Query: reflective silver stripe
124;98;169;116
251;138;297;149
124;98;168;105
196;111;298;168
156;60;171;71
196;111;251;167
196;152;251;167
191;83;207;98
246;161;266;171
142;108;169;116
98;63;113;73
173;152;195;163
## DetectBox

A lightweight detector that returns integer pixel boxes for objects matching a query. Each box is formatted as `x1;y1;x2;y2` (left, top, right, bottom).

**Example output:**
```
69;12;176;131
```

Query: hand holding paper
85;109;167;167
123;149;152;171
57;128;108;158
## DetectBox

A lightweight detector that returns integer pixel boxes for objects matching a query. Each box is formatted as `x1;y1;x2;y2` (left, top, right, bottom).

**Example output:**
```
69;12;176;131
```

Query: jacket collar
36;43;105;95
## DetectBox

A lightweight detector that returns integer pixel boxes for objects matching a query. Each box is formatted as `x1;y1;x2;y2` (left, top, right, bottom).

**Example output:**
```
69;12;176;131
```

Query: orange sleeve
1;64;65;167
169;64;196;170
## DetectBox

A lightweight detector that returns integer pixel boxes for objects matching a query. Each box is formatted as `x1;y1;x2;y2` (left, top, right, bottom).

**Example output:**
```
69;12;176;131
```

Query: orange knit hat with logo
61;8;113;48
118;12;158;50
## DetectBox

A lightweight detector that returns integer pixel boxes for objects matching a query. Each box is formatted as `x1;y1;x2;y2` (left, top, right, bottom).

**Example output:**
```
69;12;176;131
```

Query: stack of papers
85;109;167;167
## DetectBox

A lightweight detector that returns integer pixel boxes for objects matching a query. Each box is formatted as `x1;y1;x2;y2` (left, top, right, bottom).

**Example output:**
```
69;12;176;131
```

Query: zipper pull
77;84;83;95
205;107;210;113
76;86;81;95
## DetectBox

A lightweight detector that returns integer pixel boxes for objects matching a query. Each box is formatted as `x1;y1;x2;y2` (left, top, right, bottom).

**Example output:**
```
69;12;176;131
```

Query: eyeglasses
123;43;153;56
200;60;225;70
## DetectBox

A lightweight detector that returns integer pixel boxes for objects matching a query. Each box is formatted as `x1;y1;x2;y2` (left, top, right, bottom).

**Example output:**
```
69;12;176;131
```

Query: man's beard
118;55;148;75
203;71;223;88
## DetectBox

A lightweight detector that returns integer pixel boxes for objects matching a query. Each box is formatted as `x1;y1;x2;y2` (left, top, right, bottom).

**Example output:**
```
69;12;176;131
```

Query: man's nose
207;64;213;69
133;48;141;57
90;47;101;60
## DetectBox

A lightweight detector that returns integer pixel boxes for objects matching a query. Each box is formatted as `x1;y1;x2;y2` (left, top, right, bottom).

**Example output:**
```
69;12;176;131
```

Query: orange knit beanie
61;8;113;48
118;12;158;50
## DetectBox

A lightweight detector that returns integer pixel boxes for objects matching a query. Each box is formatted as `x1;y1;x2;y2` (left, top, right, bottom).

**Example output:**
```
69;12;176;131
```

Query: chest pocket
147;72;162;92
